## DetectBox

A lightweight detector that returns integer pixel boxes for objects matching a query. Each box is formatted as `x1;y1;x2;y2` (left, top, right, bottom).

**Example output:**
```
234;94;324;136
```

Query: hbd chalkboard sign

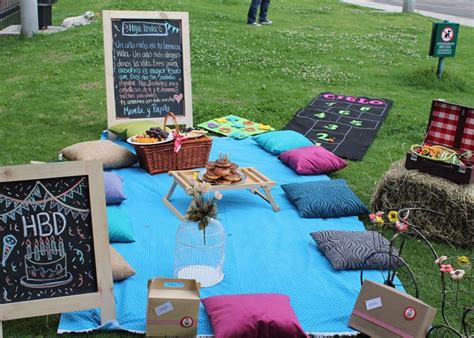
103;11;193;129
0;161;115;335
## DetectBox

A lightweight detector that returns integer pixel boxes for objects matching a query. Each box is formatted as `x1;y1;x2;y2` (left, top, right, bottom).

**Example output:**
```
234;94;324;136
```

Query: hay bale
371;160;473;247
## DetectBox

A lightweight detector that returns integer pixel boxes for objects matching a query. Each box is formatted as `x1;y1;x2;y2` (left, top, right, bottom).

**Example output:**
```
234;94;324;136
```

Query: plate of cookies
198;154;245;185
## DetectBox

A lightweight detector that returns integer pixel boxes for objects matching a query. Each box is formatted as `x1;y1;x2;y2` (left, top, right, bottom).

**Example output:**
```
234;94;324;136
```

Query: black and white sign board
0;161;115;336
103;11;193;128
284;92;393;160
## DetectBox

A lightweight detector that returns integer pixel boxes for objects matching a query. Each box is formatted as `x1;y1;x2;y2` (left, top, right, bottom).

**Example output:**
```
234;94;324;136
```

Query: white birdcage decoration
174;218;225;288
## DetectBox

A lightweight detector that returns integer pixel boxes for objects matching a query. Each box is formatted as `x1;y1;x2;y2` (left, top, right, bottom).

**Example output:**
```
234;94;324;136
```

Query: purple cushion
278;146;347;175
202;294;308;338
104;172;126;205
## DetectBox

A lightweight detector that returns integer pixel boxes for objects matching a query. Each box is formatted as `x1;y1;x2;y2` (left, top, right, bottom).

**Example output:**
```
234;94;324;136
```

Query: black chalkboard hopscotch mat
0;161;114;331
284;92;393;160
103;11;193;129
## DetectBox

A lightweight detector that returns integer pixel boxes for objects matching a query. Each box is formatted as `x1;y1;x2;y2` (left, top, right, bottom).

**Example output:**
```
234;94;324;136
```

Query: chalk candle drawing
2;234;17;267
0;178;90;290
21;236;72;288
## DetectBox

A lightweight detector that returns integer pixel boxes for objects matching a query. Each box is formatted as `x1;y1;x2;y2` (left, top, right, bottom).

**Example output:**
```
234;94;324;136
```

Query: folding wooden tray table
163;167;280;220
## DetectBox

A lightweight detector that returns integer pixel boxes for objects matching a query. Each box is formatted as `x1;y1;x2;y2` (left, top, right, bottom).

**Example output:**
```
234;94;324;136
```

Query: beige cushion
110;245;136;282
60;140;137;169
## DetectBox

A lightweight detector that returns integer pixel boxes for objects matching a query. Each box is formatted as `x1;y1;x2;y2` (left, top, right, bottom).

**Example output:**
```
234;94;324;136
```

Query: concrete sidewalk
342;0;474;27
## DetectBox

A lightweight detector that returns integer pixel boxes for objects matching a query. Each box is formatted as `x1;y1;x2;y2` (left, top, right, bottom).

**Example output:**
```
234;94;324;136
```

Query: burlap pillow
110;245;136;282
60;140;137;169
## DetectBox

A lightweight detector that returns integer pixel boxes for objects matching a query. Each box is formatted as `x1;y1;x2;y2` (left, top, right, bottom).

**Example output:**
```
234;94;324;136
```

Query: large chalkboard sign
103;11;192;128
0;161;115;334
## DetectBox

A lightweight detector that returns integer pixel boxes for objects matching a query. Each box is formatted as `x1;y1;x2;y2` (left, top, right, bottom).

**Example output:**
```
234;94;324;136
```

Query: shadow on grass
402;67;469;93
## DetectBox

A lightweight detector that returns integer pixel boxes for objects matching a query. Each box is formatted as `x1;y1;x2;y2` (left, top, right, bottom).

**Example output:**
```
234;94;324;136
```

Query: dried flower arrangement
186;178;222;244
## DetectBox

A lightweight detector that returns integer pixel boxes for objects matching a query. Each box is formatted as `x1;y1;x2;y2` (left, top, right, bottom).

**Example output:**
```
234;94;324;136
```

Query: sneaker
259;20;272;25
247;22;261;27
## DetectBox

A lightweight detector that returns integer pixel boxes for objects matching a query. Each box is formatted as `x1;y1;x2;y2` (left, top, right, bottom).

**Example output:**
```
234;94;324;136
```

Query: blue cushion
104;172;126;205
253;131;313;155
107;207;135;242
281;179;368;218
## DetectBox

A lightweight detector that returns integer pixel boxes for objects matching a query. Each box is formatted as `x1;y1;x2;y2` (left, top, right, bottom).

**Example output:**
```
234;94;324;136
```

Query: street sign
429;22;460;58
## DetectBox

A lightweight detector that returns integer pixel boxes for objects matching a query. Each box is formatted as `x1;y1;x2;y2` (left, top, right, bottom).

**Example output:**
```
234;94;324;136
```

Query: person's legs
247;0;262;24
258;0;271;23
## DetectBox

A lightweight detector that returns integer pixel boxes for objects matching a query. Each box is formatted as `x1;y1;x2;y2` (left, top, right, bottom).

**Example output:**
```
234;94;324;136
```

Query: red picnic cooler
405;100;474;184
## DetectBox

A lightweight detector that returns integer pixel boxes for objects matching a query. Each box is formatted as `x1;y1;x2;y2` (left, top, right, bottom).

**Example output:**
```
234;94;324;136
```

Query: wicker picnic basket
132;113;212;174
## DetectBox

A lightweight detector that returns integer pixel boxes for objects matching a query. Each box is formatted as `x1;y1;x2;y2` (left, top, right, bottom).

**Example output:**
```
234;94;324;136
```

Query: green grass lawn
0;0;473;336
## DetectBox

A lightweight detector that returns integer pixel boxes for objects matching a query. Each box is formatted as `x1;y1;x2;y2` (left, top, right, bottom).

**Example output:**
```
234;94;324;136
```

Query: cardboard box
349;280;436;338
405;100;474;184
146;278;200;337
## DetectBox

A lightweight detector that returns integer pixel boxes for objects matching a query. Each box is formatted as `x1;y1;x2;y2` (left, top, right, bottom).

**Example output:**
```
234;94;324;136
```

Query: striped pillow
281;179;368;218
310;230;402;270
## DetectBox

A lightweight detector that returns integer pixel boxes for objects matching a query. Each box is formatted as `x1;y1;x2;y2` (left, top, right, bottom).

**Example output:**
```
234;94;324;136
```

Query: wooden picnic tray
163;167;280;220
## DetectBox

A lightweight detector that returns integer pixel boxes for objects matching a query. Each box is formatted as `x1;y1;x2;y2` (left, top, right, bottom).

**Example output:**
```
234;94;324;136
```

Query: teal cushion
281;179;368;218
107;207;135;242
253;131;313;155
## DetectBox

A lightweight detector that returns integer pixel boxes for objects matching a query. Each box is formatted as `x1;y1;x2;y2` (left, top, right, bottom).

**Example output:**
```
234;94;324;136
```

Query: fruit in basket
179;127;208;138
131;127;170;144
132;134;160;143
146;127;169;140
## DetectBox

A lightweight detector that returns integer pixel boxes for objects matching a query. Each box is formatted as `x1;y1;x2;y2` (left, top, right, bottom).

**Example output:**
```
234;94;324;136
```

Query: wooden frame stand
0;161;115;337
163;167;280;220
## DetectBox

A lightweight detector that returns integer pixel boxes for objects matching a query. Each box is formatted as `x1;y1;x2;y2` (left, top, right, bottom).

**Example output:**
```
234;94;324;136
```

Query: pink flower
369;213;376;222
450;269;465;280
439;264;454;273
375;211;385;216
434;256;448;265
193;181;210;193
395;221;409;233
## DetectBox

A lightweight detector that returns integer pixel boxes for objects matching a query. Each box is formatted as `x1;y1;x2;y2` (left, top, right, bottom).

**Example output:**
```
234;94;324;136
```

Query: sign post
429;21;460;79
103;11;193;129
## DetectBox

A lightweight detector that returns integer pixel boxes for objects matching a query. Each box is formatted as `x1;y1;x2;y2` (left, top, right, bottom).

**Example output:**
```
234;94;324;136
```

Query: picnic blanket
58;135;396;336
284;92;393;160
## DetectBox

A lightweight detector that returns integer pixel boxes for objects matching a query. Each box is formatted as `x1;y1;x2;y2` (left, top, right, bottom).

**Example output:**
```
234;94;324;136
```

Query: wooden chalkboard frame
103;10;193;129
0;161;115;336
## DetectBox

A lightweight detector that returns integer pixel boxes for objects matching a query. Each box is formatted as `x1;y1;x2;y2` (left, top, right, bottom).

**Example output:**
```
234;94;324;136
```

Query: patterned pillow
310;230;402;270
281;179;368;218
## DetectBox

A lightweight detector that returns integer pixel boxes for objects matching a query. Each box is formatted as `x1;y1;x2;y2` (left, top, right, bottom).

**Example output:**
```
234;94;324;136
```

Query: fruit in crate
131;127;170;144
202;153;243;184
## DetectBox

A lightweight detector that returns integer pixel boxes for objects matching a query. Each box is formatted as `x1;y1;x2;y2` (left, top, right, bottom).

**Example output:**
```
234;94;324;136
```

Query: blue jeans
247;0;270;24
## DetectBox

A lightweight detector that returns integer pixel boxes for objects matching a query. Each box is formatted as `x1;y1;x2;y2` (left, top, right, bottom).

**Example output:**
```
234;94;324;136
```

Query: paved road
370;0;474;19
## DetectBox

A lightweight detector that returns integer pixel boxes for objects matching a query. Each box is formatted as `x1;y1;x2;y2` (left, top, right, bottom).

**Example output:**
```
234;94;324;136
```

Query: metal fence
0;0;20;29
0;0;58;30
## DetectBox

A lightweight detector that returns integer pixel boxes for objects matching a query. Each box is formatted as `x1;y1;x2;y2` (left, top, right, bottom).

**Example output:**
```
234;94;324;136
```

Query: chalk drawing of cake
20;237;72;288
